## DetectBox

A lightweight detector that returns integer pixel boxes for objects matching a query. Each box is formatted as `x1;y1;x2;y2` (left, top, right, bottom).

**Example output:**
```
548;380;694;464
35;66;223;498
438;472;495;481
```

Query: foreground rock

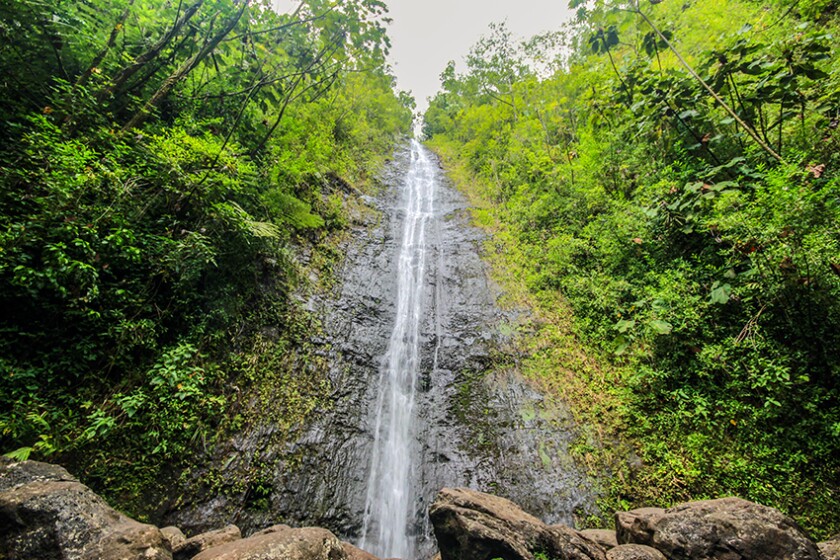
430;487;605;560
0;459;171;560
3;459;829;560
580;529;618;550
820;535;840;560
616;498;822;560
192;525;347;560
341;541;381;560
174;524;241;559
606;544;666;560
162;526;188;551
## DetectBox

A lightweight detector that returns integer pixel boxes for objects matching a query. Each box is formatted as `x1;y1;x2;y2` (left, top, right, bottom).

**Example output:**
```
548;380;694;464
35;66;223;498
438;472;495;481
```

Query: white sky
272;1;577;111
385;0;575;111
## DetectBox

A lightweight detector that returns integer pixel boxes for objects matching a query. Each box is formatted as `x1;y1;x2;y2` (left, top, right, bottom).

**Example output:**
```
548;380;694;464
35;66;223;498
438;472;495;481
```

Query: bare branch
633;4;783;162
101;0;205;100
122;1;250;131
76;0;136;88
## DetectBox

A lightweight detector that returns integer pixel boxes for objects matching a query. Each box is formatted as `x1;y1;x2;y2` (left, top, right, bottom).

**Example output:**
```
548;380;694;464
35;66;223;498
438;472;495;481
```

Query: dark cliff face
162;142;596;557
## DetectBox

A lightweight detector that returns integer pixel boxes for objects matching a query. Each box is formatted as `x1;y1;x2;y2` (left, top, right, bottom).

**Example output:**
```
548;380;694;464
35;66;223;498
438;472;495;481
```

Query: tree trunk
122;1;249;132
76;0;135;88
100;0;205;101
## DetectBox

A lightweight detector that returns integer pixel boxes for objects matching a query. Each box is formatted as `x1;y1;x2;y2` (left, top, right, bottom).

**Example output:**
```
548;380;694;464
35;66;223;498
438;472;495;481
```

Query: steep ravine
163;141;596;558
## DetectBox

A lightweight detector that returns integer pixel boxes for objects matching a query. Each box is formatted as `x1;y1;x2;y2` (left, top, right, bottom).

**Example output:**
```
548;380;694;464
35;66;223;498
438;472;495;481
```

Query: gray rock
174;524;241;559
0;458;76;491
162;143;595;559
0;460;171;560
162;526;188;551
192;526;347;560
606;544;666;560
430;487;606;560
82;522;172;560
615;498;821;560
819;535;840;560
580;529;619;550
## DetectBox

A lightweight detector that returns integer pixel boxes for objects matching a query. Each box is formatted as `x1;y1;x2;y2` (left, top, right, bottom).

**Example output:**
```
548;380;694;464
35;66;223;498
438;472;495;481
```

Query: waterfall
360;139;437;559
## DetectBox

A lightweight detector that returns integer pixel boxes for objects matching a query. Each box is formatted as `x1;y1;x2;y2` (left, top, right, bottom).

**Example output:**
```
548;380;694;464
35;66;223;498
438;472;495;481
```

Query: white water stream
360;140;437;559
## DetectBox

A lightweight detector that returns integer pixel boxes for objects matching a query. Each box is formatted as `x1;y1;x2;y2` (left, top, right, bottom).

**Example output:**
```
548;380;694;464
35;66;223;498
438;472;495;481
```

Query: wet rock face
162;142;595;555
429;487;605;560
0;460;172;560
616;498;822;560
414;151;595;543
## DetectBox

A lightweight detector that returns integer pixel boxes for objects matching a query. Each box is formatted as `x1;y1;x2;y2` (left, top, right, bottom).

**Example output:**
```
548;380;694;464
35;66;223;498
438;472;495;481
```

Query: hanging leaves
710;282;732;305
589;25;620;54
642;29;672;57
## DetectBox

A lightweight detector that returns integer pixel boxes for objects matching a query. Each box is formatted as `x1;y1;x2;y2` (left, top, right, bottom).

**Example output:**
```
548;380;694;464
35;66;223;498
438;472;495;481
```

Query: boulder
819;535;840;560
614;508;665;547
0;457;75;490
0;460;171;560
429;487;606;560
162;527;188;551
174;524;241;559
606;544;666;560
615;498;821;560
253;523;293;536
82;521;172;560
192;526;347;560
580;529;619;550
341;541;380;560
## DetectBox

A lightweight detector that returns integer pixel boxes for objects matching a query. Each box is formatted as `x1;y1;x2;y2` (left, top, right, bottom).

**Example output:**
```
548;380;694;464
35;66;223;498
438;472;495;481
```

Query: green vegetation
425;0;840;537
0;0;412;514
2;0;838;539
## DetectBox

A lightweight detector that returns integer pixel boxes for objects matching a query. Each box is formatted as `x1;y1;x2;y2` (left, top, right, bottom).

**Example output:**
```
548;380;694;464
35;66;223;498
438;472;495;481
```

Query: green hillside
424;0;840;537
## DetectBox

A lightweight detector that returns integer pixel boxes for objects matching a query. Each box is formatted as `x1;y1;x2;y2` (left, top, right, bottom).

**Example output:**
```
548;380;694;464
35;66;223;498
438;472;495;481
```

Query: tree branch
122;1;250;132
76;0;135;88
101;0;205;101
633;4;783;162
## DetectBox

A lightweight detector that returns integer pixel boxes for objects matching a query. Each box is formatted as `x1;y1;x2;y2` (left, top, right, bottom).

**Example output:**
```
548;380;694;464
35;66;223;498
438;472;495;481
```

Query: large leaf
710;282;732;304
650;320;673;335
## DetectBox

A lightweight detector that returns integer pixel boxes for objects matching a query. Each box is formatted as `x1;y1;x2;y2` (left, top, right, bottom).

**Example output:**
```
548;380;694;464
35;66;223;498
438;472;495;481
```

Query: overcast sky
273;0;576;112
385;0;575;111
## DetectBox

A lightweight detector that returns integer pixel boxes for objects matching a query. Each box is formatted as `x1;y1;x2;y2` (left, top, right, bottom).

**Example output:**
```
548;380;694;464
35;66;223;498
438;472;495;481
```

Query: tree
465;22;532;119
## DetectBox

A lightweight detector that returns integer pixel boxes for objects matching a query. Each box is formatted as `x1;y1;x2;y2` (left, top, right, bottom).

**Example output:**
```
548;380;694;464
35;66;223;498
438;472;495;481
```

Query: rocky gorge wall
158;142;596;556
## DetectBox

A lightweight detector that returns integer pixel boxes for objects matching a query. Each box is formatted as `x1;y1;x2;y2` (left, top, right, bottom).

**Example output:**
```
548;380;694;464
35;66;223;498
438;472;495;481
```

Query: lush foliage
0;0;412;509
425;0;840;536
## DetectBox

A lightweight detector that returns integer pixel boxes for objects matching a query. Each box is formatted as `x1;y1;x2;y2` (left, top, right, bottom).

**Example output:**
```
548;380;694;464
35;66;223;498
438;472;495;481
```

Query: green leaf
613;335;631;355
616;319;636;333
710;282;732;304
4;447;33;461
650;320;673;335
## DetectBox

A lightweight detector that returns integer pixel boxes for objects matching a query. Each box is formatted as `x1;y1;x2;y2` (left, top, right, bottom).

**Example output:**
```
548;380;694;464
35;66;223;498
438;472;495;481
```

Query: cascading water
360;139;436;559
163;139;596;548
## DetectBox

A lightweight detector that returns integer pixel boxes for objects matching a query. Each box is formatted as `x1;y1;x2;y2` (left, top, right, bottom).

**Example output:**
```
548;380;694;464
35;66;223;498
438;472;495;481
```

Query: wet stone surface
163;142;596;557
